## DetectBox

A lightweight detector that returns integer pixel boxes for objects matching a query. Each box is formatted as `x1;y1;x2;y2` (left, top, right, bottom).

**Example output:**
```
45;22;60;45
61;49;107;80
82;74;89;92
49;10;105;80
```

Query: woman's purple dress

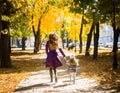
45;41;65;68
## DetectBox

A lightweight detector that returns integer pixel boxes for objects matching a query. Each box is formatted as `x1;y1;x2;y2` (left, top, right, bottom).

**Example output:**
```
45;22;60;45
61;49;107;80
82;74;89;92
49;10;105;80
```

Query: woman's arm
45;41;49;55
59;48;65;57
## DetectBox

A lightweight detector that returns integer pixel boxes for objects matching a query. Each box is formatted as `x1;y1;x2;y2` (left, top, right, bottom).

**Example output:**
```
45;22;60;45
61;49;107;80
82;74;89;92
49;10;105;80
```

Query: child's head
66;54;79;66
70;54;75;59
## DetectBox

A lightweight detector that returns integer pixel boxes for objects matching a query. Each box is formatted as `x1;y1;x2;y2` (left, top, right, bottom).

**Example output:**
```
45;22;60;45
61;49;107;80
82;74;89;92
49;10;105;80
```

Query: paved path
13;63;107;93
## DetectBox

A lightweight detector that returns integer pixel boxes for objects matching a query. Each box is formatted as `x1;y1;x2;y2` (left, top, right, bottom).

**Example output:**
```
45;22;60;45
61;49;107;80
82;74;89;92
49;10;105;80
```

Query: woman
45;32;65;82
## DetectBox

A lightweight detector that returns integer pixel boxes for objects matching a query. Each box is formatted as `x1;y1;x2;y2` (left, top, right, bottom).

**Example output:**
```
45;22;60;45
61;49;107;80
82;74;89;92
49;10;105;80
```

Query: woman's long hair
48;32;59;49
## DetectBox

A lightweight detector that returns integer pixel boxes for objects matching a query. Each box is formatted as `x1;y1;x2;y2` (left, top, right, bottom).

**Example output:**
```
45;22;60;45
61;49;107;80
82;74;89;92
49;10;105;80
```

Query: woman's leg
49;67;53;82
53;67;57;82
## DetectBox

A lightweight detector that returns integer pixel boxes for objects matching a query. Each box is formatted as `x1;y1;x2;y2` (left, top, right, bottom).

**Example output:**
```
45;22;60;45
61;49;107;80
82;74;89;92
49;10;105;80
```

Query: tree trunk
36;18;41;52
112;31;118;69
93;22;99;60
62;39;64;48
112;25;118;69
85;23;94;56
66;37;69;48
112;0;118;69
34;34;37;53
8;30;11;53
34;30;40;54
0;12;2;63
32;14;41;54
39;34;42;50
34;17;41;54
79;15;84;53
61;29;65;49
22;37;27;50
1;33;11;68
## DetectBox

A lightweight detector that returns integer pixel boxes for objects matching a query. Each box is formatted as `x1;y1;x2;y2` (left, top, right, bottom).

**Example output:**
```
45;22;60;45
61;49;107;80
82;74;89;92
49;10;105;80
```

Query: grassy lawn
0;48;120;92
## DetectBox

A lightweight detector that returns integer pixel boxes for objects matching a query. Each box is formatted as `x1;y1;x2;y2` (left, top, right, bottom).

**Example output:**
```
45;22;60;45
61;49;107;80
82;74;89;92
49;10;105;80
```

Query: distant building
25;36;34;48
99;24;120;47
99;24;113;45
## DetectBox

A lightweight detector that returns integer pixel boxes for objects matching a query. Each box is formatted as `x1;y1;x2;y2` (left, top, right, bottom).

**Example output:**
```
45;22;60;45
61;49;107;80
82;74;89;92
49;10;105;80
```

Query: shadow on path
14;83;50;92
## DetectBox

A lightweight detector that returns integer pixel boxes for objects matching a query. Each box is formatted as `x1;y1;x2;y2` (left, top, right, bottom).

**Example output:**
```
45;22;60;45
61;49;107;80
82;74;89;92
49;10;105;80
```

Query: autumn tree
0;0;16;68
98;0;120;69
26;0;49;53
69;0;92;53
60;21;68;48
10;5;32;50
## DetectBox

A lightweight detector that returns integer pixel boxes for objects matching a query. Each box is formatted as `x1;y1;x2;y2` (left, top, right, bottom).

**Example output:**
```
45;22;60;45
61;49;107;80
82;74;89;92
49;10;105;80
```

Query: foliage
1;0;119;43
1;0;16;17
10;12;32;38
5;0;93;42
69;0;120;27
9;0;32;38
41;6;62;34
